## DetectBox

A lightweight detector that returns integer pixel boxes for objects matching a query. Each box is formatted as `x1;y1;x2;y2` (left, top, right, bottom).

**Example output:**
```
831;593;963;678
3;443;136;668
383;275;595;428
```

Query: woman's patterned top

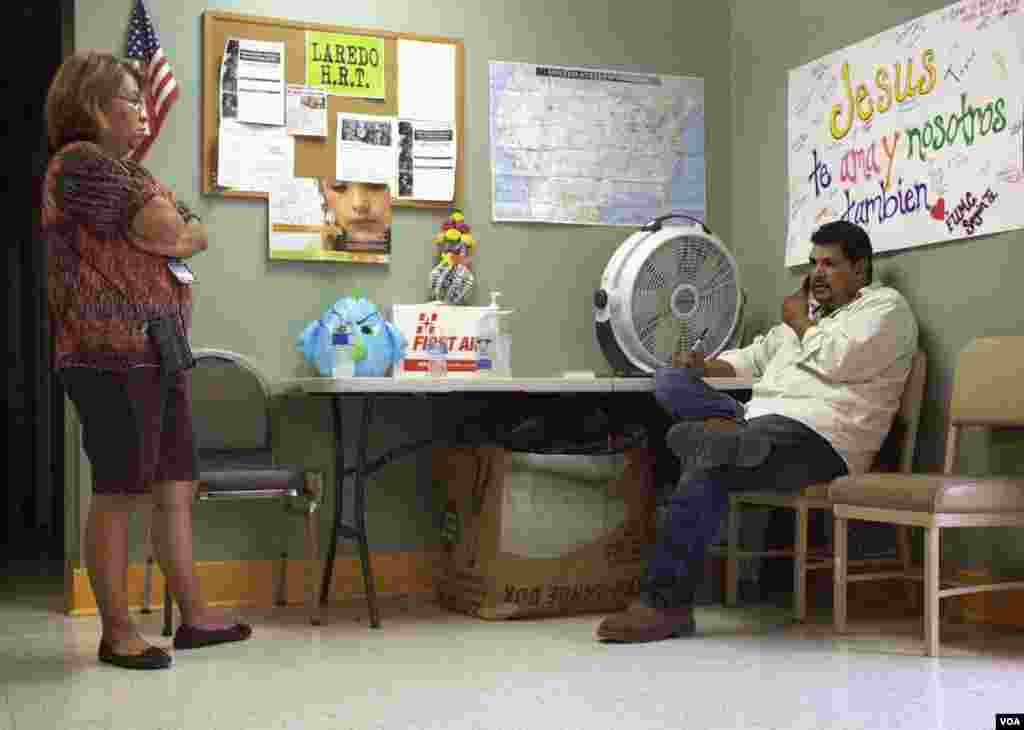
43;141;194;371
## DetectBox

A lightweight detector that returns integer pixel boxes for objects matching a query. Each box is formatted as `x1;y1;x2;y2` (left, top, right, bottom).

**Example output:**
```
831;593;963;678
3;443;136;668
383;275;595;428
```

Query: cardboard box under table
434;445;656;619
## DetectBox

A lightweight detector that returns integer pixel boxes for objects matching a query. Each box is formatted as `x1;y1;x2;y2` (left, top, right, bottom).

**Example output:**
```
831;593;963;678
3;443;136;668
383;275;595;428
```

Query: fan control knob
593;289;609;309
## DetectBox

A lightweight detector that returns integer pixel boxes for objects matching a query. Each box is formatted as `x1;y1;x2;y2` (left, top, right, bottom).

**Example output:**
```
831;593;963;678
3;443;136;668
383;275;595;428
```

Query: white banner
785;0;1024;266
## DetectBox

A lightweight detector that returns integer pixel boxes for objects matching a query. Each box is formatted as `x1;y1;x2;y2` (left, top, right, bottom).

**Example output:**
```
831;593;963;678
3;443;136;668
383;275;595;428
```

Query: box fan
594;214;744;375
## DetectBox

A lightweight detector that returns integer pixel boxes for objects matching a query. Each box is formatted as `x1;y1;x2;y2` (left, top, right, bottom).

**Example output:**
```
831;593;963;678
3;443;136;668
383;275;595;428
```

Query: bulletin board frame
201;10;464;208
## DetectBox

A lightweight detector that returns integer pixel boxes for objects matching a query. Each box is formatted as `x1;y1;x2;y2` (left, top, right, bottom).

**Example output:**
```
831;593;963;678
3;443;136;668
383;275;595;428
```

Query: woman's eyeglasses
114;95;145;113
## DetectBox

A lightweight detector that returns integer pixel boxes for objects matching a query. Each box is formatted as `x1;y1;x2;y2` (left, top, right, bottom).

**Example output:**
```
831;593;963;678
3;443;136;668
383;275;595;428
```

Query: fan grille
630;234;739;364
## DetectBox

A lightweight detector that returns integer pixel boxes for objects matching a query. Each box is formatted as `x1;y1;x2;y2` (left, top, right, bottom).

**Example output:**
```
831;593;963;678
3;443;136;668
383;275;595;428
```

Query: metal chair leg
275;496;289;607
305;472;323;626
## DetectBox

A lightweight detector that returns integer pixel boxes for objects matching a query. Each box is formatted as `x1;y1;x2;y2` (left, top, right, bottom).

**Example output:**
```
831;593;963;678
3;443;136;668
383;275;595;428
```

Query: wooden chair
717;350;927;621
141;349;324;634
830;337;1024;656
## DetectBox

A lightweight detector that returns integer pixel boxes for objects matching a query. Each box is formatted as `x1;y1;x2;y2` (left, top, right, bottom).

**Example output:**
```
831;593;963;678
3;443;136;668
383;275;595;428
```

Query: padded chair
717;350;927;621
831;337;1024;656
141;349;324;635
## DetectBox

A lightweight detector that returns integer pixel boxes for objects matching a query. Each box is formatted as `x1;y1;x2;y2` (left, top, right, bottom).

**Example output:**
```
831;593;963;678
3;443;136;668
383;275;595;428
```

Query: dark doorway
5;0;73;575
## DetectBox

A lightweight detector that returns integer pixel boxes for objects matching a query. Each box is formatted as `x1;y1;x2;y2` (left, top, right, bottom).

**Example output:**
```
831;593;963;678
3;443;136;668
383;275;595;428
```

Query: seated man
597;220;918;643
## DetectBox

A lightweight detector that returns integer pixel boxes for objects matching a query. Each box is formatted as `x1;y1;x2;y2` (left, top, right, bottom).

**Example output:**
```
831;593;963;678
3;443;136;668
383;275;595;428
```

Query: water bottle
332;328;355;377
428;333;448;377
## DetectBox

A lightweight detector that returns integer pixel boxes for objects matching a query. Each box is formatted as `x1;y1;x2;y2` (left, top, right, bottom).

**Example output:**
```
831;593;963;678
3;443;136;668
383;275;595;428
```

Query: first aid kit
393;302;498;377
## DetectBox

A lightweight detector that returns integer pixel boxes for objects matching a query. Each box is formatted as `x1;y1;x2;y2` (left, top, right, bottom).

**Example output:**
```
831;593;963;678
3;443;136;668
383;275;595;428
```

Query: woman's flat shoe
98;641;172;670
173;623;253;650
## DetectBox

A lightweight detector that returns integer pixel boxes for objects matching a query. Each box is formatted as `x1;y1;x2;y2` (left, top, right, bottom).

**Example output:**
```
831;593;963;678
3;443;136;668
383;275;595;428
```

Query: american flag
126;0;178;162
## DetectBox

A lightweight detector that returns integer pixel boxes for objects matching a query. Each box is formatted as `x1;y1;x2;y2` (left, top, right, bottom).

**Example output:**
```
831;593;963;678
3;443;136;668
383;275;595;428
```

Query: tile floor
1;569;1021;730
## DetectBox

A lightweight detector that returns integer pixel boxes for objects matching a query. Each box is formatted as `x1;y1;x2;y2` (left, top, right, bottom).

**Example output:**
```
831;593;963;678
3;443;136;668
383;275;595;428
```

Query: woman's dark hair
46;51;143;152
811;220;873;284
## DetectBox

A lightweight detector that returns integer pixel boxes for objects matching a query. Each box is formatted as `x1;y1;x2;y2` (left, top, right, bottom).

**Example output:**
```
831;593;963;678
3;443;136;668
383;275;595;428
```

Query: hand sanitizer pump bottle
477;292;500;375
482;291;512;377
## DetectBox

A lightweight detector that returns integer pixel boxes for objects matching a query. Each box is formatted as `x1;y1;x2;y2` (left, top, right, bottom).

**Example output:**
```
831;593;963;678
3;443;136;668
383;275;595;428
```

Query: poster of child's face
318;179;392;252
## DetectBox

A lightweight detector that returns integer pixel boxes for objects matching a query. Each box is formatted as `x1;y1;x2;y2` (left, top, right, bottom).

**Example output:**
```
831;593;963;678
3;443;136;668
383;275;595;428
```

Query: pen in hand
671;327;710;369
691;327;709;353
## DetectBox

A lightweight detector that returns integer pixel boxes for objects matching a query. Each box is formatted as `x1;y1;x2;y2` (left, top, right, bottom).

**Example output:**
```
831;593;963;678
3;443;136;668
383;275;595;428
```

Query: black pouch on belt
146;316;195;378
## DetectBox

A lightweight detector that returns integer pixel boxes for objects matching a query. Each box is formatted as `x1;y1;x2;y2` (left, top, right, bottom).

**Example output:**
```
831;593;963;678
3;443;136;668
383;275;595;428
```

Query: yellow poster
305;31;386;99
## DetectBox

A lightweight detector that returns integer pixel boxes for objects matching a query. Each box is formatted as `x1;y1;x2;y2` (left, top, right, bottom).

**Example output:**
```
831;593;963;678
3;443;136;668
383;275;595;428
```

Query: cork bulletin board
201;10;464;208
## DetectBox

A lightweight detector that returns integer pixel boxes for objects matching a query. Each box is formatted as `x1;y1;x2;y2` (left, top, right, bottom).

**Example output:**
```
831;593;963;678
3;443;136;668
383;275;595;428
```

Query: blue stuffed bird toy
297;296;407;376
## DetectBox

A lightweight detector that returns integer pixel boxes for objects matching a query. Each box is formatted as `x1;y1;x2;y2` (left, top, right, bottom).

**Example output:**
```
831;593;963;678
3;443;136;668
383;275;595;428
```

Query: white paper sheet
223;38;286;126
335;113;397;186
397;119;455;200
269;177;322;227
286;85;327;137
397;40;456;122
216;120;295;191
268;177;324;258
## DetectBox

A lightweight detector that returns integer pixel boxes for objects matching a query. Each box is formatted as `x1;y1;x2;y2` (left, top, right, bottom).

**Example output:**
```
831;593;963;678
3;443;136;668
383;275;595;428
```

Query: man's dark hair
811;220;873;284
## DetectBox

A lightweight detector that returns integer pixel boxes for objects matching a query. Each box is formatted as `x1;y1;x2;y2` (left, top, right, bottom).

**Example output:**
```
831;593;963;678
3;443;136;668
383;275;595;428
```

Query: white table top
276;375;755;395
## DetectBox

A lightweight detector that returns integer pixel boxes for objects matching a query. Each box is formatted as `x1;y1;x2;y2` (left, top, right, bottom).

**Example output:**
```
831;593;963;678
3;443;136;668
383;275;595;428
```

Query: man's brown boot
596;599;696;643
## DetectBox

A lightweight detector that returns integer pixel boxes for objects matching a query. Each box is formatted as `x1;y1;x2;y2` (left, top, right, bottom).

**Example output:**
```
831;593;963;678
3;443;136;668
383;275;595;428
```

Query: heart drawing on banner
929;197;946;221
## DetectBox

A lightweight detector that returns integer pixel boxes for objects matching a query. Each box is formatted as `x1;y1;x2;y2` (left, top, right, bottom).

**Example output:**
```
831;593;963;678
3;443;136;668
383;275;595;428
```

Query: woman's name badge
168;259;195;285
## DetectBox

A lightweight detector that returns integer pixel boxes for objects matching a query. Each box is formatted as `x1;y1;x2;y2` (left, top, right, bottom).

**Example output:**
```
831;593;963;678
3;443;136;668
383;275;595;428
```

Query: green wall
67;0;734;561
728;0;1023;572
68;0;1021;575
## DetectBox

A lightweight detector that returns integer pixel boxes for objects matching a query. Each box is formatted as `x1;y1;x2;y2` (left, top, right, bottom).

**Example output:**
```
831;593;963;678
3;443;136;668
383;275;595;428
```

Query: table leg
319;395;347;620
355;396;381;629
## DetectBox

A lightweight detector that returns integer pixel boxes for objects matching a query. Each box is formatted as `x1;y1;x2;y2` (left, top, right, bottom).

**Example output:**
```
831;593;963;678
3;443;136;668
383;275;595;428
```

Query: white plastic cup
428;336;448;377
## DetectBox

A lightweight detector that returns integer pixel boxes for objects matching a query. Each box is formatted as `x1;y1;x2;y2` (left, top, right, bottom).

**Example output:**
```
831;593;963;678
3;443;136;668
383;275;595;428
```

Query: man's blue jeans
644;368;848;608
654;366;746;423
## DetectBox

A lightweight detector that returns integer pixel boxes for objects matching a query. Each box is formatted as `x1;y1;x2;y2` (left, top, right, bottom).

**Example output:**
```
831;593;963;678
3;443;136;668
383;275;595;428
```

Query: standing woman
43;51;251;669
